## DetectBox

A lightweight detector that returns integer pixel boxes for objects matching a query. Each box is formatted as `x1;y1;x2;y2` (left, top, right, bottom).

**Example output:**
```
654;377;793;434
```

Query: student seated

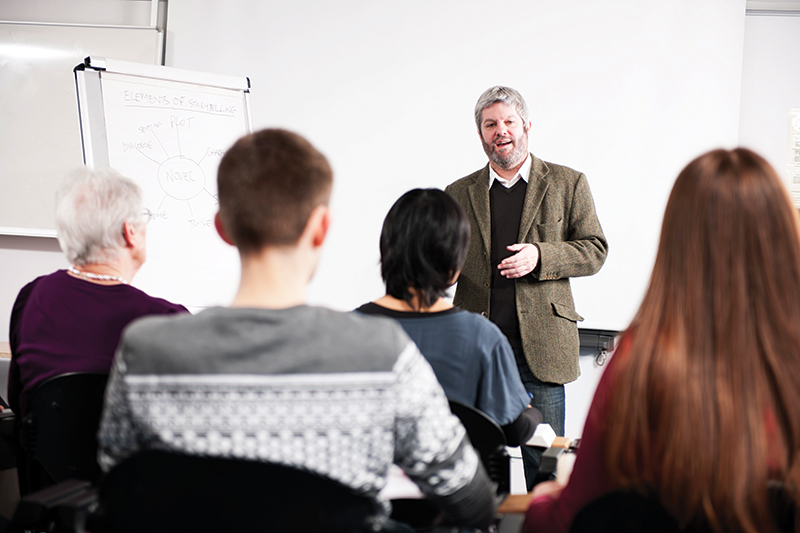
8;168;186;416
525;148;800;532
97;130;496;529
357;188;542;446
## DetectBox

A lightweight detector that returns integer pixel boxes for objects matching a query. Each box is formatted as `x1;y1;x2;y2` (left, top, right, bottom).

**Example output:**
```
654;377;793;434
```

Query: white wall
168;0;746;439
0;0;758;438
165;1;745;337
738;12;800;186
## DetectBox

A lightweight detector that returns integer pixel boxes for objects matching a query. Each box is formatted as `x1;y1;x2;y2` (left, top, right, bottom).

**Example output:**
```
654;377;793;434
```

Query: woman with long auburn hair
525;148;800;533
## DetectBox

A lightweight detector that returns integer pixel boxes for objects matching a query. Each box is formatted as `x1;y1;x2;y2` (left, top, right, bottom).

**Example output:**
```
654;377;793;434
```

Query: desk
497;493;535;533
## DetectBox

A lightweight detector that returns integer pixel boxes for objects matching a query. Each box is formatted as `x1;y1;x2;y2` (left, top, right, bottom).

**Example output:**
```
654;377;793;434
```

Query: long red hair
604;148;800;532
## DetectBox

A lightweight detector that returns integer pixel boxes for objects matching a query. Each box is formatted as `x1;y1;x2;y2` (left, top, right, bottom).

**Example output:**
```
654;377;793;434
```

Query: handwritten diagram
94;70;249;307
104;80;246;233
125;114;222;229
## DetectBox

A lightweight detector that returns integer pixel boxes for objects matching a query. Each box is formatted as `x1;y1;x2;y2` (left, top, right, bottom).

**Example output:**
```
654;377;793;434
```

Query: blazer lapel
518;155;550;241
467;166;492;255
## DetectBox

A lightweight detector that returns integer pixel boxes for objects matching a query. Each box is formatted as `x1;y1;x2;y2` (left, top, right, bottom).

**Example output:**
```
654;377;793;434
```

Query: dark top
489;179;527;348
355;303;540;445
8;269;187;415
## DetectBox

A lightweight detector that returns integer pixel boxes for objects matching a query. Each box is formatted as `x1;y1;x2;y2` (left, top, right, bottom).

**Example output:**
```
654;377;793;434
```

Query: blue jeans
512;346;565;491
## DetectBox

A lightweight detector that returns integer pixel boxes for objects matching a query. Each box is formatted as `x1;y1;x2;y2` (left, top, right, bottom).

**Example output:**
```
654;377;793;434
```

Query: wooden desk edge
498;493;535;514
551;436;572;448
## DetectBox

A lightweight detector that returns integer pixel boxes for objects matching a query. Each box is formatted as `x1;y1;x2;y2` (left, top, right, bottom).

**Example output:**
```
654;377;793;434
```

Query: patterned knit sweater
97;305;495;526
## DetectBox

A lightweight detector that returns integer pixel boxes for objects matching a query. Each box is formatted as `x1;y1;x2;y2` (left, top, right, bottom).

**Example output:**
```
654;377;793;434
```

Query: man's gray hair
55;167;143;266
474;86;530;131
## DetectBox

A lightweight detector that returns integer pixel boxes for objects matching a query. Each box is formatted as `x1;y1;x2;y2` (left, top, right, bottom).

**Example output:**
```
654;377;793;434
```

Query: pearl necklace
68;266;128;285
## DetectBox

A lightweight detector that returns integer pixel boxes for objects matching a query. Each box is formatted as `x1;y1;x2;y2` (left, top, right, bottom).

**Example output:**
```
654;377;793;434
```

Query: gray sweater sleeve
97;350;139;471
391;342;497;527
427;460;497;529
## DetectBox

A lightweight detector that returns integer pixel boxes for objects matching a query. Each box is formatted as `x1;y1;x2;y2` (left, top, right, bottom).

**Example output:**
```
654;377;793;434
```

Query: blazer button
481;312;487;317
484;282;490;289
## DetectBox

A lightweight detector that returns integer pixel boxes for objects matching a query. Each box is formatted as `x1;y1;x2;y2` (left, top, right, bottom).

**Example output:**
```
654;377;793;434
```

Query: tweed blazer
445;154;607;384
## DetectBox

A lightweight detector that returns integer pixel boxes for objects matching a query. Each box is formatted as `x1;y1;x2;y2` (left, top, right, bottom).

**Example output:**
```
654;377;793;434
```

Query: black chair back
570;490;681;533
570;488;797;533
97;450;389;533
448;399;510;497
17;372;109;493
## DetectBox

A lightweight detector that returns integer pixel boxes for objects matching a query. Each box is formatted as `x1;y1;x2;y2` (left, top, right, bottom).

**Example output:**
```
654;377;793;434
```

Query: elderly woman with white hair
7;168;187;416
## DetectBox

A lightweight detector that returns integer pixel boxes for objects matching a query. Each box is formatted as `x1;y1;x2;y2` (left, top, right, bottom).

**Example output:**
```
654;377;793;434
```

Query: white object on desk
555;452;577;486
379;464;424;500
526;424;556;448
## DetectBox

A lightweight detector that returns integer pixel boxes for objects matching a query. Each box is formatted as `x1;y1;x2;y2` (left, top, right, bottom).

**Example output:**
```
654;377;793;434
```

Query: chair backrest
570;488;797;533
18;372;109;491
97;450;386;533
570;490;682;533
448;399;510;497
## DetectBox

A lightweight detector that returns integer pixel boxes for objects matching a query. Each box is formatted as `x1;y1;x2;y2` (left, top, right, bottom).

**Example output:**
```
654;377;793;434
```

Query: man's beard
482;131;528;170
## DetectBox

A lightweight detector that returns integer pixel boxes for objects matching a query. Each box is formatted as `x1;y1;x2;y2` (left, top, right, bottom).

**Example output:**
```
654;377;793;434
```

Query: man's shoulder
121;306;413;374
120;309;202;353
315;307;413;349
446;166;488;194
534;156;585;183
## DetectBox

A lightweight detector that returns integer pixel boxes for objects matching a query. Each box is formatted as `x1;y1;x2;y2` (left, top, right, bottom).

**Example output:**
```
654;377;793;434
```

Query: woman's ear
122;221;136;248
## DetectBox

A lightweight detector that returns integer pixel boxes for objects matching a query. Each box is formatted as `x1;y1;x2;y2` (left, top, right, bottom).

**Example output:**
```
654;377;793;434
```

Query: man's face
479;102;530;170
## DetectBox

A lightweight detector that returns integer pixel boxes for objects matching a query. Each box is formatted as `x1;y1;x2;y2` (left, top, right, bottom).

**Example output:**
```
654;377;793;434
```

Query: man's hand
498;243;539;279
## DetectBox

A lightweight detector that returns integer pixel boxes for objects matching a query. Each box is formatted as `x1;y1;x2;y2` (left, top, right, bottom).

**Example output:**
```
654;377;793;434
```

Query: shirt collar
487;153;531;189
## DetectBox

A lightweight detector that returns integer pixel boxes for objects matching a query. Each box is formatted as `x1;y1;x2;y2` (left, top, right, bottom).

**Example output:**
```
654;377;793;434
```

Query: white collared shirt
487;153;532;189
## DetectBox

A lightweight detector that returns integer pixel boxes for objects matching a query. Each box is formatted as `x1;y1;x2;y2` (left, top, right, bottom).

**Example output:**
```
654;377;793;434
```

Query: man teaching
445;86;608;489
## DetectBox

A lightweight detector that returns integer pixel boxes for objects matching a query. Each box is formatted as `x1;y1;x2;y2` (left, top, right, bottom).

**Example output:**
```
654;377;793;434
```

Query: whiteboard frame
75;56;252;169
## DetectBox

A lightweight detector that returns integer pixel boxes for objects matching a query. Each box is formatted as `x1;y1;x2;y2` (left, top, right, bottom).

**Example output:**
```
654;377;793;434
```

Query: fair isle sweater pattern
98;337;480;511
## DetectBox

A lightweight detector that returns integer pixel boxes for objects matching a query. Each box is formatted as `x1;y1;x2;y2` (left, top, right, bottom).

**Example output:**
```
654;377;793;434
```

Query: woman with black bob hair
357;188;542;445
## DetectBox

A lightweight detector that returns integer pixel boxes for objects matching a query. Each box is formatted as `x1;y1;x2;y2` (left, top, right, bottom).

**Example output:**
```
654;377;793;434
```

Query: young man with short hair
97;128;496;528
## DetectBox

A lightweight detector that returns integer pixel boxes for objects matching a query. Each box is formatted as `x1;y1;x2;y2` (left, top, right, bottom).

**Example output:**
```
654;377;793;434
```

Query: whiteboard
0;22;163;237
75;57;252;308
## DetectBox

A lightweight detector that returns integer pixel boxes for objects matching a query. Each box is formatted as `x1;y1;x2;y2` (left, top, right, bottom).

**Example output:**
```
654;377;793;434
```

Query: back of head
380;188;470;309
605;148;800;532
216;128;332;254
55;167;142;266
474;86;530;131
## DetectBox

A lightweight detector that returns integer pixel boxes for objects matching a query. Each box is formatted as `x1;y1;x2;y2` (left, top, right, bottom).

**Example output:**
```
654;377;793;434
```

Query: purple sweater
8;270;187;415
